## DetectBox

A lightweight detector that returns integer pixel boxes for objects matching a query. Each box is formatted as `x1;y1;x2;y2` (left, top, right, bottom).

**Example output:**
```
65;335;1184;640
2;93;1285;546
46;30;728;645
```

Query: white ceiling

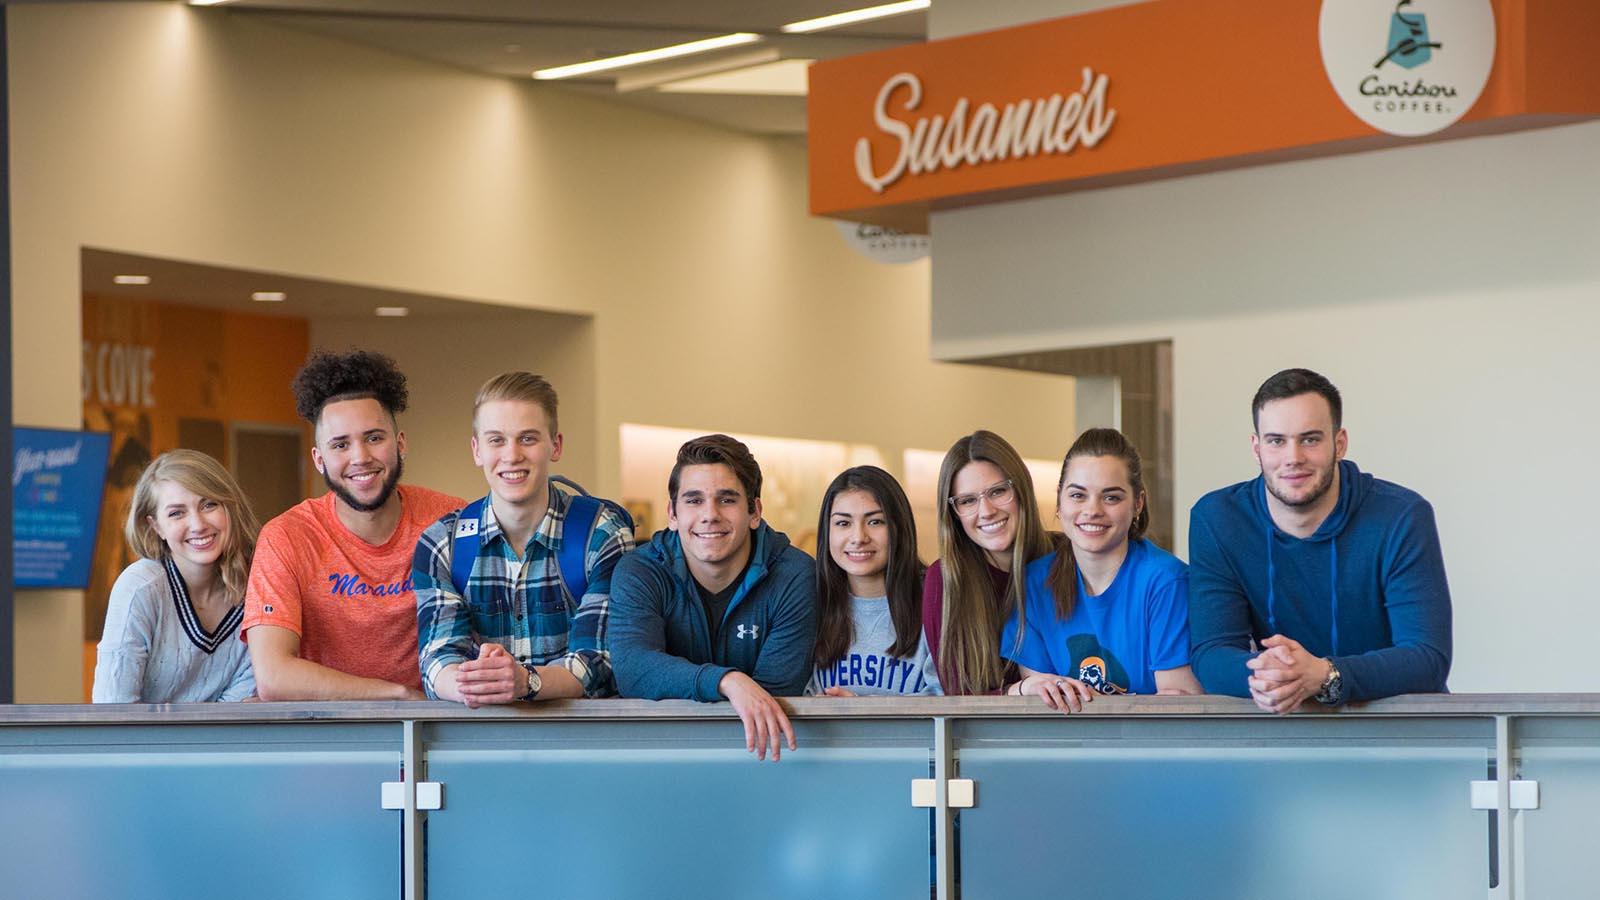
205;0;927;135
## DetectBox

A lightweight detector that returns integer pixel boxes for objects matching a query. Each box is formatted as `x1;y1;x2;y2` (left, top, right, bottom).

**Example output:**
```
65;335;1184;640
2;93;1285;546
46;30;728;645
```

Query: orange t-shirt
242;485;464;690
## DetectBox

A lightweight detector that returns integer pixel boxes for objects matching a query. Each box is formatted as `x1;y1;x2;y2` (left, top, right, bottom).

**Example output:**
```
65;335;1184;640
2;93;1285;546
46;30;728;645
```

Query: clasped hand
455;643;527;708
1246;634;1329;715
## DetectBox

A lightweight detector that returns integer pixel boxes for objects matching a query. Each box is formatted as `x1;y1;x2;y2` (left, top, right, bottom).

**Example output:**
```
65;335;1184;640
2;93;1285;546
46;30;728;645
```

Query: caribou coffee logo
1320;0;1495;137
833;220;930;264
1375;1;1440;70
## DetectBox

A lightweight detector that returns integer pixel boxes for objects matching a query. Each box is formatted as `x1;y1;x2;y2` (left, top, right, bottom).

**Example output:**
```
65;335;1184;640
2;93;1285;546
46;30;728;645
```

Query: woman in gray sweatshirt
808;466;941;697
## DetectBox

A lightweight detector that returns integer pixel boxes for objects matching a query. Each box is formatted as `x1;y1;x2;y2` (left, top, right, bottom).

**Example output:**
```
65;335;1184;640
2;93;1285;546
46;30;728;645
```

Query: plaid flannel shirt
413;487;633;698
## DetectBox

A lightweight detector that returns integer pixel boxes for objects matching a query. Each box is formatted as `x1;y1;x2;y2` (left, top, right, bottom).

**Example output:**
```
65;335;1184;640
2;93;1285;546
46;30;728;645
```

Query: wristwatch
1313;658;1344;706
519;665;542;701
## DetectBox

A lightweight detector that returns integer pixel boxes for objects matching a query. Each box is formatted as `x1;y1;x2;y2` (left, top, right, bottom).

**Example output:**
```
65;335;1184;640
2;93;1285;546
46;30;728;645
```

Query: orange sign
808;0;1600;231
80;296;309;646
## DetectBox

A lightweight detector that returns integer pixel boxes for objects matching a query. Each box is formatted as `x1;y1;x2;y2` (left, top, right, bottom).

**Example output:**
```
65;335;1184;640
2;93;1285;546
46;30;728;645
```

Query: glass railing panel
954;716;1492;900
422;718;934;900
1516;716;1600;897
0;723;401;900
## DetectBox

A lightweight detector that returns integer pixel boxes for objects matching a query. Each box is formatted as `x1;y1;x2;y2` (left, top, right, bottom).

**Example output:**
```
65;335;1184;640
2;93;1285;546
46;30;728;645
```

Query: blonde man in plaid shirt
413;372;633;704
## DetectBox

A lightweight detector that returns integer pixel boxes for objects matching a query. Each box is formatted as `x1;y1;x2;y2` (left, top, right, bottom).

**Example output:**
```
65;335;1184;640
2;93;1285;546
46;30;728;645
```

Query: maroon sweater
921;559;1014;695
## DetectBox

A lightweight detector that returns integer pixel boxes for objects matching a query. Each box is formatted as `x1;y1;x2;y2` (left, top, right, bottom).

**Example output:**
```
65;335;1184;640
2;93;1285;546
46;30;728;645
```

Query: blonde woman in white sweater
93;450;260;703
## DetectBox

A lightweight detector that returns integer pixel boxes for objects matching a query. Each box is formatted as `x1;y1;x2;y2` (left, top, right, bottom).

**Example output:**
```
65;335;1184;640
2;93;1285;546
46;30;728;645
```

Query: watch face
1318;668;1343;705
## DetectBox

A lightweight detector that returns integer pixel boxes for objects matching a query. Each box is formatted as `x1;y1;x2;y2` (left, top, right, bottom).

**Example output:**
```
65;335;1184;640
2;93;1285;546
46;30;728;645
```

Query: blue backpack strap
557;494;601;603
449;497;487;597
549;476;635;603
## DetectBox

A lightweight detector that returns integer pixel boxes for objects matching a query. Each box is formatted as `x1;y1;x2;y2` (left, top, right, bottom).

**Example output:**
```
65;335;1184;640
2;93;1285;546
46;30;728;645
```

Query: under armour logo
735;624;759;640
455;518;480;538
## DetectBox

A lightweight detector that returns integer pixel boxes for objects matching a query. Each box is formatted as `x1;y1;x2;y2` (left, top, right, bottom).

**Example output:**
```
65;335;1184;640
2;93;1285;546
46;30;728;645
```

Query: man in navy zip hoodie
1189;369;1451;713
610;434;817;760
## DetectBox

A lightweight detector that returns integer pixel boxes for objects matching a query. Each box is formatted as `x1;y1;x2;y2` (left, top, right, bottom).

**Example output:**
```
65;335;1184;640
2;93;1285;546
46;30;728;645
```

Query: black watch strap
520;665;542;701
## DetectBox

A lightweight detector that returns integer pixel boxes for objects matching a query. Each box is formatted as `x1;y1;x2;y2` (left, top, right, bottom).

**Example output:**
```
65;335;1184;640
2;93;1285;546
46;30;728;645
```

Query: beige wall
7;3;1075;700
308;308;598;503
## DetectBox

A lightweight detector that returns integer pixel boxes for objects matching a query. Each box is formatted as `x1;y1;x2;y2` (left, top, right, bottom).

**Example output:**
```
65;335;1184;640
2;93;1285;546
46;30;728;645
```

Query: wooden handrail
3;692;1599;726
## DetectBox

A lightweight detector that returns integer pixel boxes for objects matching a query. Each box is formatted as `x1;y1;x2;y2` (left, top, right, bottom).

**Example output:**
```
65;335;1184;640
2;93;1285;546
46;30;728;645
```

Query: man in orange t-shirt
243;349;464;700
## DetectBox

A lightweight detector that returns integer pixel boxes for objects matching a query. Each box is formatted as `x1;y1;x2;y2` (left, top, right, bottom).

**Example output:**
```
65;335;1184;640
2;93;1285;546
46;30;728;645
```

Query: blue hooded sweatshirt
1188;459;1451;702
610;523;817;701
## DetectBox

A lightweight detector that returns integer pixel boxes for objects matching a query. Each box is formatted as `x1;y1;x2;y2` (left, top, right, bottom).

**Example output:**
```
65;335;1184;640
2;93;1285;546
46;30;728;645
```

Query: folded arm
1187;512;1257;697
248;625;422;701
609;557;731;701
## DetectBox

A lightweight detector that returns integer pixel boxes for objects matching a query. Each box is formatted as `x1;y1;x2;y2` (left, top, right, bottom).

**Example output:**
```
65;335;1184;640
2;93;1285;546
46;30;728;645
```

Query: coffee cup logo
1376;1;1440;69
1320;0;1495;137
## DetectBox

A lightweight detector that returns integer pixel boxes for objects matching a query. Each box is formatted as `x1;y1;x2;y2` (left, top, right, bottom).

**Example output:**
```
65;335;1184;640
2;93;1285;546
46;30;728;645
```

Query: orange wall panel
79;296;309;644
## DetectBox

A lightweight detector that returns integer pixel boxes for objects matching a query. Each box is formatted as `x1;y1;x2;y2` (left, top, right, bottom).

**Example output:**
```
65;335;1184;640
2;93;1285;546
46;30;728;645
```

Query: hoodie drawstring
1264;522;1277;634
1328;538;1339;656
1263;520;1341;656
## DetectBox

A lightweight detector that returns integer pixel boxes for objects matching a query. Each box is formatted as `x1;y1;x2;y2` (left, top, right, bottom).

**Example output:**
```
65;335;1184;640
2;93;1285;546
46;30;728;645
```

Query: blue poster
13;427;113;589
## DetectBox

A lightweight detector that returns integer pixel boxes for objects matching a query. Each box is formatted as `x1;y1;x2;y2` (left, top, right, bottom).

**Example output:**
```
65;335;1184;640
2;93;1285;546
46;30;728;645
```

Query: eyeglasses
948;479;1016;518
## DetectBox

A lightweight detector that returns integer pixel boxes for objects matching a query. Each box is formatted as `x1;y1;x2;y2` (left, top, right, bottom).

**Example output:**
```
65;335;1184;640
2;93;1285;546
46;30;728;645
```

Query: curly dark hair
291;348;409;424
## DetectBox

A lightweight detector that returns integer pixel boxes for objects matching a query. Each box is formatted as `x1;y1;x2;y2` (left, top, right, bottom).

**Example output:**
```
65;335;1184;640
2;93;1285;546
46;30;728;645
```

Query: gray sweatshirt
807;595;942;696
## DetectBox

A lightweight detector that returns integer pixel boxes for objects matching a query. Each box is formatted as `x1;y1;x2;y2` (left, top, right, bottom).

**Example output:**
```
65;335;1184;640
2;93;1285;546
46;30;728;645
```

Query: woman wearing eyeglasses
923;431;1054;695
1000;428;1203;712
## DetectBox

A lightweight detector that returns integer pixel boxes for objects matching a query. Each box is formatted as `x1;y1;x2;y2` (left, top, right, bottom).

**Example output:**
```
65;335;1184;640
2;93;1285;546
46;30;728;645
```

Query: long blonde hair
125;450;261;604
936;431;1052;693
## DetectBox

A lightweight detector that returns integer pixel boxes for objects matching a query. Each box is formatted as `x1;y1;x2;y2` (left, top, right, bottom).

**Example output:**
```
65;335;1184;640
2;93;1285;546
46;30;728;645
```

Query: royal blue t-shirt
1000;539;1191;695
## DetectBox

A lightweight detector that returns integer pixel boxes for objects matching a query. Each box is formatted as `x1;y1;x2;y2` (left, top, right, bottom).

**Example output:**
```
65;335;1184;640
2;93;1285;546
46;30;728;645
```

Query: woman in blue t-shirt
1001;428;1203;711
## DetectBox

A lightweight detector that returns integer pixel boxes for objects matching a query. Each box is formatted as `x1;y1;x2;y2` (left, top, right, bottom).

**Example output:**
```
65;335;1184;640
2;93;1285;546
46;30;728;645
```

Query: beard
323;455;404;513
1263;462;1335;510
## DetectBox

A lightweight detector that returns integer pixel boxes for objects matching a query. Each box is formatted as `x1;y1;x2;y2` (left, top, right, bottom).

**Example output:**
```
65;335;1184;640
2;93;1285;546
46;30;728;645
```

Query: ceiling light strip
781;0;929;35
615;47;781;93
534;33;762;81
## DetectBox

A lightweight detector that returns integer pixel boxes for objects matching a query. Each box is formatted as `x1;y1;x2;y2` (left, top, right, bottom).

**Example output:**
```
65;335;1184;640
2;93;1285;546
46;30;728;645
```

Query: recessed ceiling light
782;1;929;34
375;306;410;317
251;291;287;302
189;0;235;6
112;275;152;285
534;33;762;80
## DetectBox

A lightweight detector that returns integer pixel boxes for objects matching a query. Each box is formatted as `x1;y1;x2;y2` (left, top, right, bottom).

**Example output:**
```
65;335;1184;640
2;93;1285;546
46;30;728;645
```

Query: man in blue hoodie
1189;369;1451;713
610;434;817;760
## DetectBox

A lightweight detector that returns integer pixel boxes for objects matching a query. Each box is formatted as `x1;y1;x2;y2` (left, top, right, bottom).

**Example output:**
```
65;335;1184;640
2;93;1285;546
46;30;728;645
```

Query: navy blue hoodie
1188;459;1451;702
610;523;817;701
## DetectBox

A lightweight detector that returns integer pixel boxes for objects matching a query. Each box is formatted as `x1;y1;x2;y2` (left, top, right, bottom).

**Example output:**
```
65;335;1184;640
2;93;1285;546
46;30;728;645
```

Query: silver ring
1055;680;1067;689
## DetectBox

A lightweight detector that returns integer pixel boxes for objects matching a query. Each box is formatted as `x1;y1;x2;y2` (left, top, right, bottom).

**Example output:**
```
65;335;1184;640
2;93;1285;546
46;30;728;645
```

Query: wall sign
808;0;1599;232
1320;0;1496;137
854;68;1117;195
13;427;112;589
